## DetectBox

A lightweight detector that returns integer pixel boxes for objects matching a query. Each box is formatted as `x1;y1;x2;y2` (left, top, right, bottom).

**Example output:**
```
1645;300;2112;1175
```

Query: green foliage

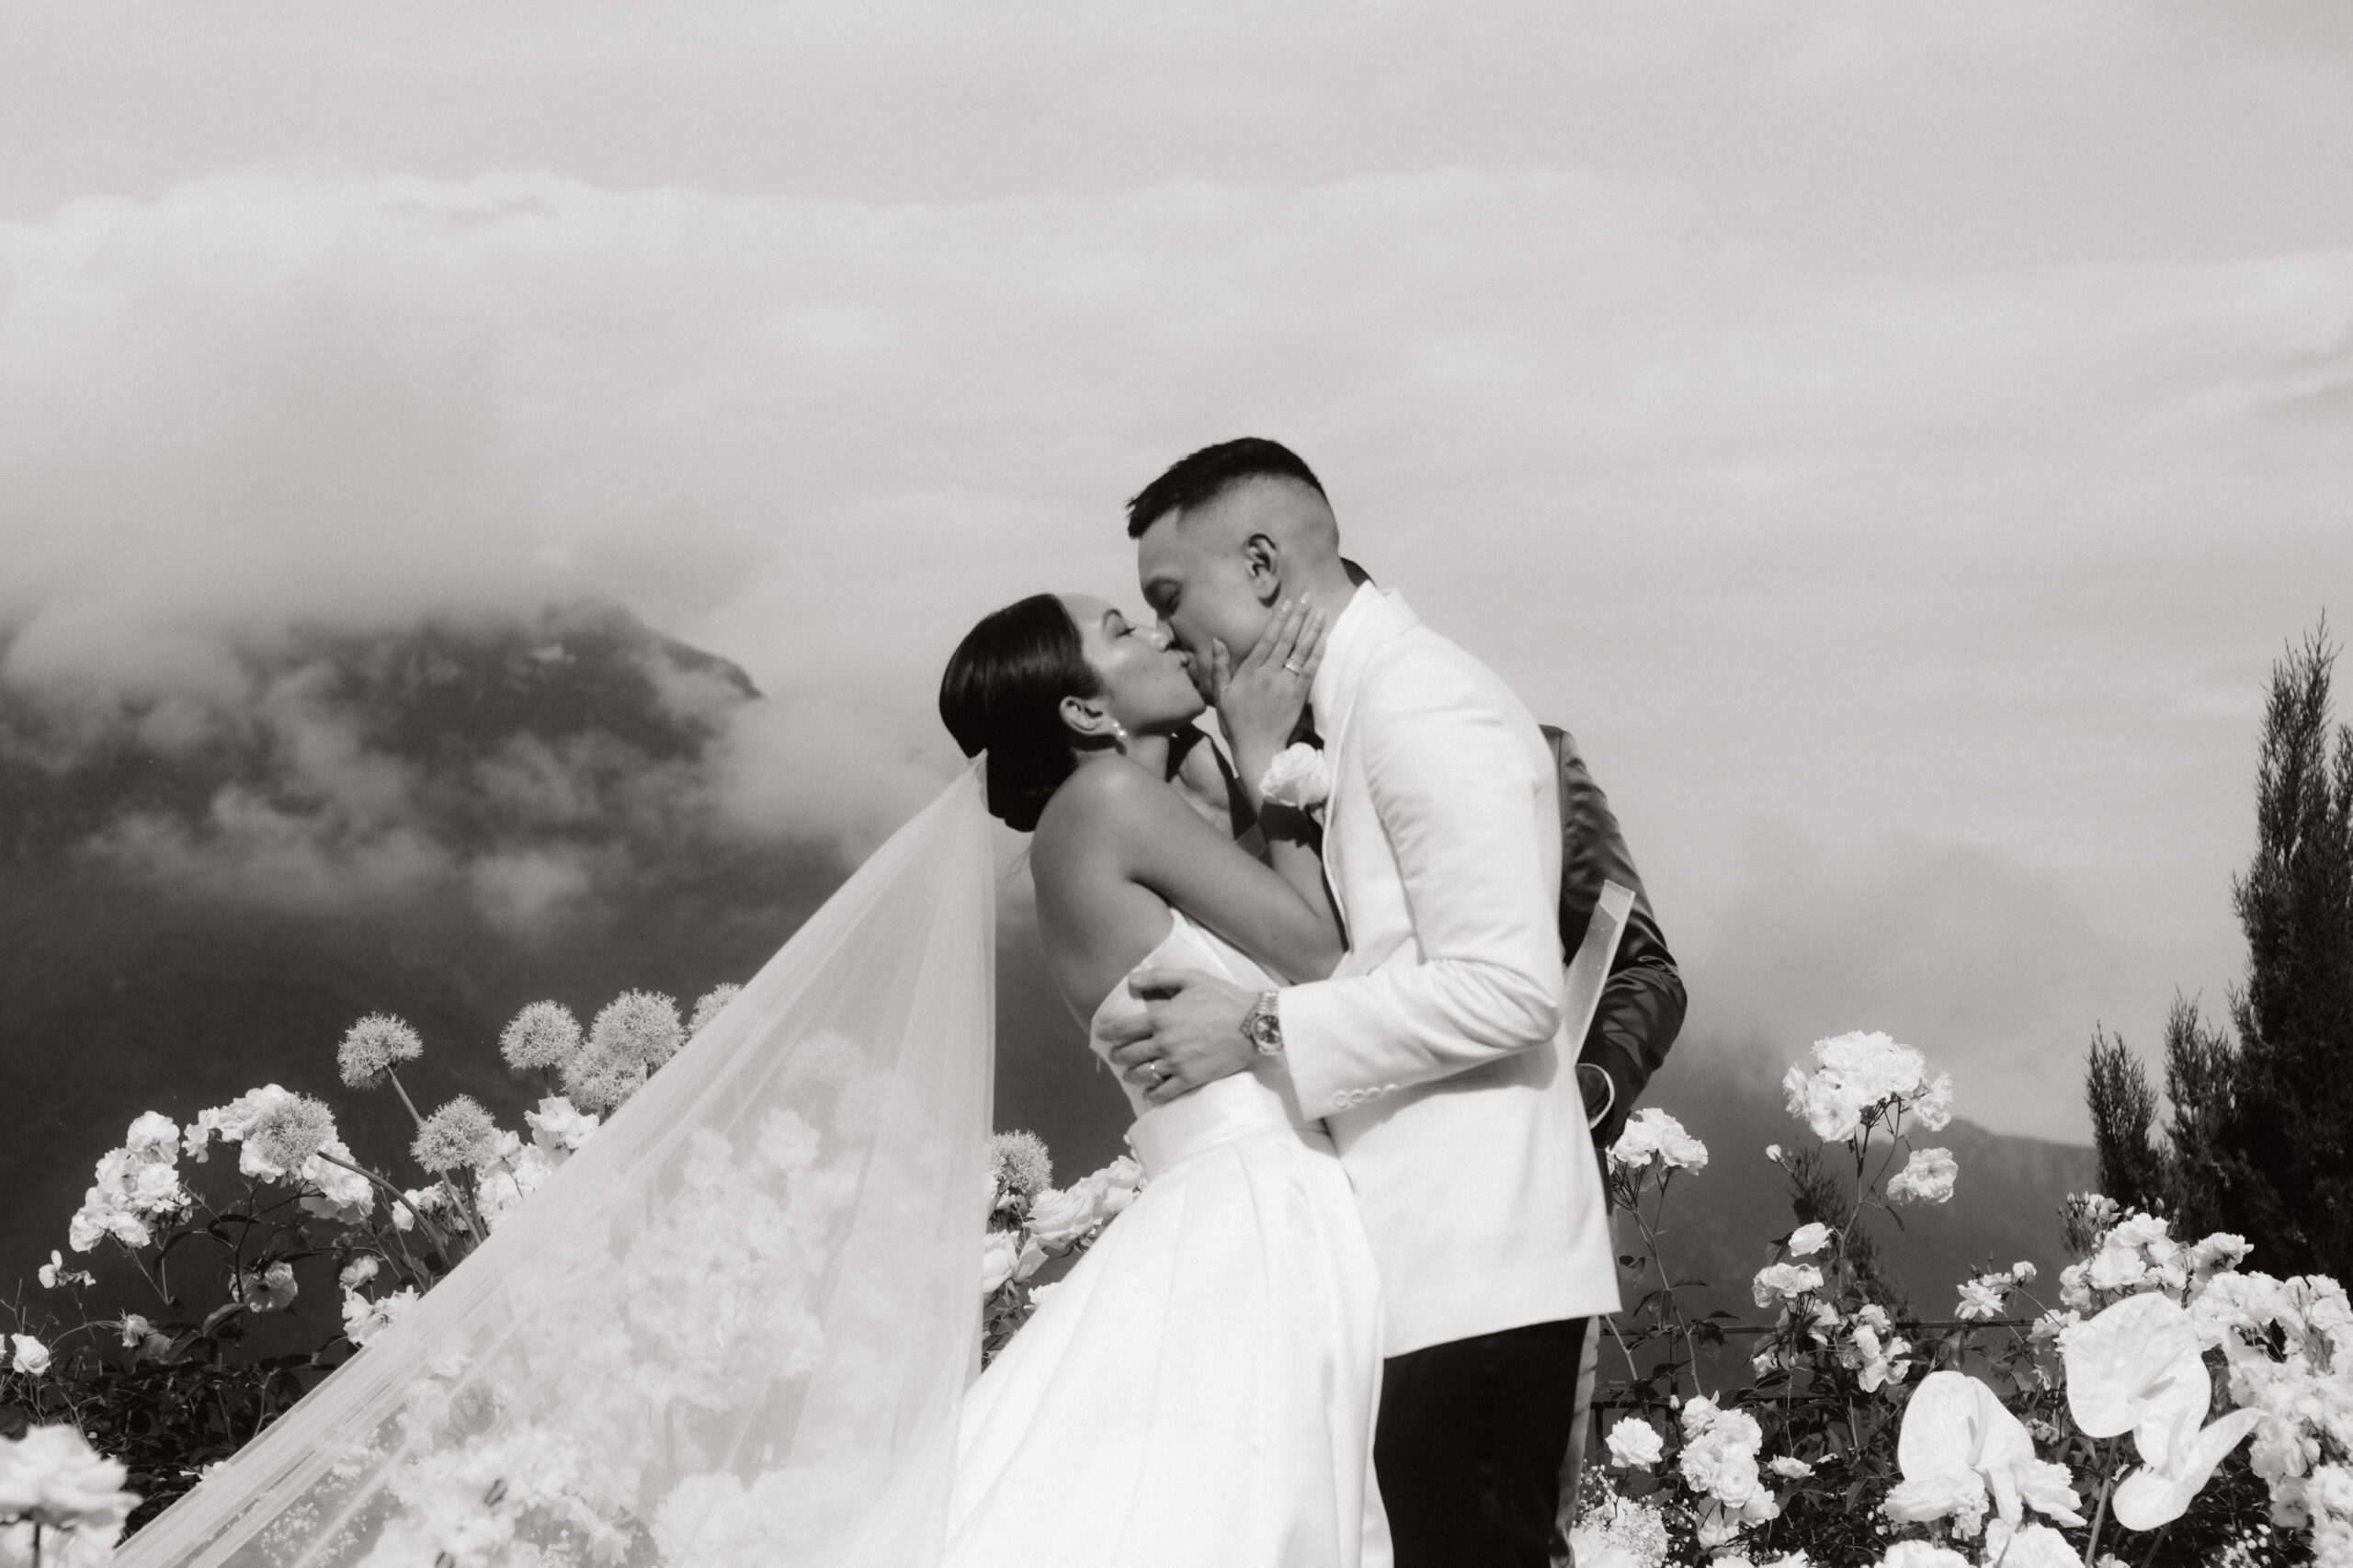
2085;621;2353;1284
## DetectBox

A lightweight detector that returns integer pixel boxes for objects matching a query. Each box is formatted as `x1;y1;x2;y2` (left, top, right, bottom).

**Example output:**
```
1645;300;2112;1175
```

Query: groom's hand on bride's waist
1101;969;1258;1106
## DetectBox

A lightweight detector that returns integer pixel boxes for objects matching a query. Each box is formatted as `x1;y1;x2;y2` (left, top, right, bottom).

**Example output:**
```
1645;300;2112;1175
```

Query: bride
110;592;1383;1568
937;591;1387;1565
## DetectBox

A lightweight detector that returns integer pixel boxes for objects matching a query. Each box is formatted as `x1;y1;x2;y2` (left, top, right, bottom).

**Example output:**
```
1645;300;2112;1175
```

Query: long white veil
116;765;996;1568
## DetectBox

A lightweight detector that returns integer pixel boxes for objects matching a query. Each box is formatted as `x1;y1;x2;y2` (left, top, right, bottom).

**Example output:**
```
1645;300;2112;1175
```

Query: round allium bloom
338;1013;424;1088
688;983;742;1036
411;1095;501;1173
499;1001;583;1073
989;1131;1053;1203
1887;1147;1959;1206
246;1094;338;1176
562;1049;647;1114
590;991;684;1070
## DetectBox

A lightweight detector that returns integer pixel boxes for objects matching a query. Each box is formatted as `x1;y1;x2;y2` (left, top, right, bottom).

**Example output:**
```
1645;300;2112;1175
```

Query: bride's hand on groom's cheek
1100;969;1259;1105
1211;598;1327;762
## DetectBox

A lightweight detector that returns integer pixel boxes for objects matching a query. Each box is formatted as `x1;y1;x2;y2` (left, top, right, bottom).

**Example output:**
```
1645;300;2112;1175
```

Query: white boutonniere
1259;743;1333;815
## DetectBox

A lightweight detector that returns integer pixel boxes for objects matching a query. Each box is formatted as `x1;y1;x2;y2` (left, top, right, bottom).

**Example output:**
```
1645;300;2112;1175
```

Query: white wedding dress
946;909;1390;1567
109;768;1387;1568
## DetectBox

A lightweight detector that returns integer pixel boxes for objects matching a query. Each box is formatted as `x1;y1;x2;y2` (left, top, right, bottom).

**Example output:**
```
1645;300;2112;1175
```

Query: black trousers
1375;1317;1588;1568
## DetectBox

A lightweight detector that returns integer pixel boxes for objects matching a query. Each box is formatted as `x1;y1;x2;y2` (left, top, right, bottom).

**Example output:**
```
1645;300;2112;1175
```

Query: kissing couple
109;438;1684;1568
938;437;1682;1567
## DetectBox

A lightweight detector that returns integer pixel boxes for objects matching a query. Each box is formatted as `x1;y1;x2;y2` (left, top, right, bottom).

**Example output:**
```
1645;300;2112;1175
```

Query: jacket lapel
1309;589;1420;942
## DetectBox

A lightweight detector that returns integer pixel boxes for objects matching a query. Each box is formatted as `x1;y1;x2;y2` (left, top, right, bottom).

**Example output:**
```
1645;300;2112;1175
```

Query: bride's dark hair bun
939;595;1102;832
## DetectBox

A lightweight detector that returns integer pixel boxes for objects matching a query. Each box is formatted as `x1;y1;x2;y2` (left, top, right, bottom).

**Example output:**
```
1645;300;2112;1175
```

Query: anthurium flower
1883;1370;2083;1546
2062;1290;2262;1530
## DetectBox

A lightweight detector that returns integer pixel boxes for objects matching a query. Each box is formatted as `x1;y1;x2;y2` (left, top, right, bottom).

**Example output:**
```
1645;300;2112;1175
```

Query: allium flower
247;1093;338;1175
688;983;742;1035
1608;1108;1710;1173
499;1001;583;1073
1604;1416;1664;1470
342;1286;419;1348
1753;1263;1825;1309
411;1096;500;1173
0;1424;141;1549
337;1013;423;1088
1787;1222;1831;1257
526;1095;600;1155
238;1261;299;1312
590;990;684;1070
8;1335;51;1375
561;1048;646;1114
2062;1291;2261;1530
989;1131;1053;1204
1886;1147;1957;1205
1882;1370;2083;1553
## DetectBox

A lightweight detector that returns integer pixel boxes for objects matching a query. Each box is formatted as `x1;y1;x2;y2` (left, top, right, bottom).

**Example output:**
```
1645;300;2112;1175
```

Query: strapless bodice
1088;910;1318;1177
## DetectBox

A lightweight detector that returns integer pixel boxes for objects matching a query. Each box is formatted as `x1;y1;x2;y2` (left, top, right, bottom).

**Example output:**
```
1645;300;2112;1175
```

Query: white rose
1886;1147;1958;1205
1787;1222;1831;1257
1258;744;1333;812
9;1335;51;1375
1604;1416;1663;1470
1753;1262;1824;1309
1026;1186;1099;1249
980;1230;1021;1295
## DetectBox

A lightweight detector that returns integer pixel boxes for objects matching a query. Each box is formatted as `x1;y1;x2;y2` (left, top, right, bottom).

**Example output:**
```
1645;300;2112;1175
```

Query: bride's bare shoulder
1039;756;1169;832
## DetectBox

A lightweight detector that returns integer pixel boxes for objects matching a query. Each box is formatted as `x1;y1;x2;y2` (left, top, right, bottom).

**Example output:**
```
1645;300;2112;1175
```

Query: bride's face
1058;594;1206;735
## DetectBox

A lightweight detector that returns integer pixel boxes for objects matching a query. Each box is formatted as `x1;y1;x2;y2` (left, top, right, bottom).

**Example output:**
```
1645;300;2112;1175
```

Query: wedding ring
1283;660;1305;675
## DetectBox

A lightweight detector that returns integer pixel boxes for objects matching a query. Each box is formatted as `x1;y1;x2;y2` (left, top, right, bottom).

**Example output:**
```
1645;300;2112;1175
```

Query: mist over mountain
0;601;857;1292
0;601;2093;1335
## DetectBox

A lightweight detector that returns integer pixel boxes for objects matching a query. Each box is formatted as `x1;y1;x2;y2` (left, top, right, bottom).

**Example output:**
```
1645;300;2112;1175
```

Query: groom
1104;438;1623;1567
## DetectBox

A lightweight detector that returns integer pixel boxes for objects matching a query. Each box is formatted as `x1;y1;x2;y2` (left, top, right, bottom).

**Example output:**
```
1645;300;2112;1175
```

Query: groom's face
1134;503;1276;694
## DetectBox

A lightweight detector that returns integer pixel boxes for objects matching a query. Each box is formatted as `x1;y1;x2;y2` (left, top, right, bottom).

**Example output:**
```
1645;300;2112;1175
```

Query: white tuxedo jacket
1275;585;1621;1356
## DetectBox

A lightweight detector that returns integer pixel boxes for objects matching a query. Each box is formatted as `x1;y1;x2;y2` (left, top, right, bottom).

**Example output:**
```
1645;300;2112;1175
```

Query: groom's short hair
1125;438;1327;540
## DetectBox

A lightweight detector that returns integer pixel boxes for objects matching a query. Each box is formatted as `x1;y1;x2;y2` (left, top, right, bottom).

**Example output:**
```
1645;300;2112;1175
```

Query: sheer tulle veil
117;763;996;1568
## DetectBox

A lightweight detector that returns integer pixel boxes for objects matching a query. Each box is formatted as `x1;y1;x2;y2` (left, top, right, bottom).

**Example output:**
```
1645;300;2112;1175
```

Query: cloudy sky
3;1;2348;1139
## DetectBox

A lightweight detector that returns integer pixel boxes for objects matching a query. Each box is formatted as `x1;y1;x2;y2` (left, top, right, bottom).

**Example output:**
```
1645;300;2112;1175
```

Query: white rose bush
0;984;734;1540
1580;1027;2344;1566
7;1002;2343;1564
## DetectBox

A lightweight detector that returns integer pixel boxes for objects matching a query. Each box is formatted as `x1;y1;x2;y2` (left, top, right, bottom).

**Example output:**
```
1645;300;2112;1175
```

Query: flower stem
385;1068;427;1131
2082;1437;2120;1568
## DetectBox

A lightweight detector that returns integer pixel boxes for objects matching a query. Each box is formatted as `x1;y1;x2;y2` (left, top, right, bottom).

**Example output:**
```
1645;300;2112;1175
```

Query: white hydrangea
1608;1108;1710;1174
1885;1147;1957;1205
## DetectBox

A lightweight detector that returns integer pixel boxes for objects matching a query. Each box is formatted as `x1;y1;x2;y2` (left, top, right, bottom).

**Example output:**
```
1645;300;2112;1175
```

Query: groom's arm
1276;652;1566;1114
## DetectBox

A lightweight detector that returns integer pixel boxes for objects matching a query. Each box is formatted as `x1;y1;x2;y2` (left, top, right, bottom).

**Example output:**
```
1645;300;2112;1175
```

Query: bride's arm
1051;760;1341;984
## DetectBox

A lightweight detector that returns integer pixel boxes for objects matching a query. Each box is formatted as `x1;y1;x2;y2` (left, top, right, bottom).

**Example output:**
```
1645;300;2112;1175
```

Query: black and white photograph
1;6;2348;1566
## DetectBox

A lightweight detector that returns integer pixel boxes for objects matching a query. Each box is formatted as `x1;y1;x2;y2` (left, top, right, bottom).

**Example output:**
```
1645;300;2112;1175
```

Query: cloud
1687;824;2146;1141
0;6;2346;1132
